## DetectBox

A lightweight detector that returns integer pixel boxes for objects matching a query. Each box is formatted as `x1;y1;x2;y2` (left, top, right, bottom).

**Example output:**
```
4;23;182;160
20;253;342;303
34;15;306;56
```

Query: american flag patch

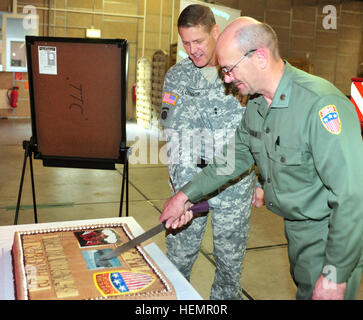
319;105;341;135
162;92;178;105
94;271;155;296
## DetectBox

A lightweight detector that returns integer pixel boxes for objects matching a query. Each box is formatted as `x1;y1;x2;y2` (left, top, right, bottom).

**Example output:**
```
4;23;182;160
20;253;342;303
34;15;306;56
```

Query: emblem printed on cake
74;229;120;247
94;271;156;296
81;249;122;270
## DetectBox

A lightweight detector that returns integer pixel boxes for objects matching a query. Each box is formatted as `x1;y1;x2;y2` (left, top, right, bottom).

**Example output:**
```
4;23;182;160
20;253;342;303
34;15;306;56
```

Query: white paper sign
38;46;57;75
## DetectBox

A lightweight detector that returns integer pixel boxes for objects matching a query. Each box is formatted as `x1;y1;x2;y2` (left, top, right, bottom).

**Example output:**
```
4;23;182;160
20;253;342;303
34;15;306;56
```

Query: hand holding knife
100;201;209;260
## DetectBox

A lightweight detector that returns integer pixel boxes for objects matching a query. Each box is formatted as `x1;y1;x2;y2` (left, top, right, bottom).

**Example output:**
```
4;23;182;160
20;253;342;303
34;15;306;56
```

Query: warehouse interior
0;0;362;300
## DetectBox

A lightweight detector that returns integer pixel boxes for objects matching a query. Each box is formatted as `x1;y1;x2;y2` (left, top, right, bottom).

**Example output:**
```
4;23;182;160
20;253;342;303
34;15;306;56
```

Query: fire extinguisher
8;86;19;108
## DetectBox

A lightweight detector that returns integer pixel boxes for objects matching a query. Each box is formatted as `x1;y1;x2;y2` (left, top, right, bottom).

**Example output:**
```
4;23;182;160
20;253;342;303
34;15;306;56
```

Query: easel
14;140;130;225
119;146;130;218
14;139;38;224
14;36;130;225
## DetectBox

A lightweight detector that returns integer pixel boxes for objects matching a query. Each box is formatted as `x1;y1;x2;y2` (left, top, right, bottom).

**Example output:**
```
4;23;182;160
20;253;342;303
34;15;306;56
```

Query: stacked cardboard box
150;50;168;129
135;56;152;128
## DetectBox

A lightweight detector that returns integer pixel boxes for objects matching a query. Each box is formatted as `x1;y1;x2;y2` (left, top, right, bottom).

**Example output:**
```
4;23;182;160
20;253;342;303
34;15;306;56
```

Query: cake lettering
22;241;51;291
43;236;78;298
94;273;119;295
123;248;150;272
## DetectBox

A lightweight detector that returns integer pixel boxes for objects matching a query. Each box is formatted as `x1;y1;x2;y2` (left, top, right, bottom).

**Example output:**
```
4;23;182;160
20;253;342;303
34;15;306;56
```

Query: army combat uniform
160;58;255;300
181;61;363;300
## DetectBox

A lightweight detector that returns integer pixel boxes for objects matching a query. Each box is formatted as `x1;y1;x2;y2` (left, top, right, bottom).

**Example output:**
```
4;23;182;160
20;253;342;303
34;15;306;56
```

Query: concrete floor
0;118;361;300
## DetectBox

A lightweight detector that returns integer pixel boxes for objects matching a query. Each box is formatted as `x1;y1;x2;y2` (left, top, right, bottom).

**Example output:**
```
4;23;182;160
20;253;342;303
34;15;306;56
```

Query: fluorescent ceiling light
211;8;230;21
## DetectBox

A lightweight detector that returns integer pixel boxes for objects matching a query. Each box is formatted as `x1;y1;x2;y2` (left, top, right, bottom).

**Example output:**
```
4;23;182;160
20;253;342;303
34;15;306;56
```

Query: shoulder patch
161;107;169;121
319;105;341;135
162;92;178;106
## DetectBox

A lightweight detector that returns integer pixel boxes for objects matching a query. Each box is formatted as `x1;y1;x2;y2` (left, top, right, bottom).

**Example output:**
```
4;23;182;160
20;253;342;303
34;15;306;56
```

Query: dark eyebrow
183;38;204;43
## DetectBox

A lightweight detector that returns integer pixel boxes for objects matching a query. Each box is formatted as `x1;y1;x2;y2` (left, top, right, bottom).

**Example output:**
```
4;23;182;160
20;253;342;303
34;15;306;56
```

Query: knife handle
162;201;209;230
190;201;209;214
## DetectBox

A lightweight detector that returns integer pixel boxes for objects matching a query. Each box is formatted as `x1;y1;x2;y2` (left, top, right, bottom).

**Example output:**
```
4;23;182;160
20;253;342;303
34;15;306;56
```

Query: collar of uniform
200;65;219;83
269;60;293;109
247;94;268;118
186;59;222;91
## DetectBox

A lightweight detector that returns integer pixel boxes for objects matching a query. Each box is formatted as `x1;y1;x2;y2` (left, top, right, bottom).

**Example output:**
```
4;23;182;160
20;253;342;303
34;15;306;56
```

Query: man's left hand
252;187;265;207
312;274;346;300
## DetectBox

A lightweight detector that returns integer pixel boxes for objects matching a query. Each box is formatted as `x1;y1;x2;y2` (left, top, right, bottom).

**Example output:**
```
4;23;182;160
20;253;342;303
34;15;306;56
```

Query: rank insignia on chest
162;92;178;106
319;105;341;135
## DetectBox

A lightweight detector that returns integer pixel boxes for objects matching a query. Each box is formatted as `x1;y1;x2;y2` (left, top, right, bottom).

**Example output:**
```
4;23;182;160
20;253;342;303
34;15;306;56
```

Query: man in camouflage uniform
160;5;256;300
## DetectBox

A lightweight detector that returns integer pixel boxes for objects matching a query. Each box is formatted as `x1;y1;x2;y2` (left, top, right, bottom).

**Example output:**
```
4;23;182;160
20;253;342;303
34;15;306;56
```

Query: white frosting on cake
16;232;28;300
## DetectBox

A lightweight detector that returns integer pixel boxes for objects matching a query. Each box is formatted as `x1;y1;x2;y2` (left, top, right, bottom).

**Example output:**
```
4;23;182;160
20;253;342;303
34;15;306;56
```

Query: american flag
162;92;178;105
320;105;341;134
110;271;154;292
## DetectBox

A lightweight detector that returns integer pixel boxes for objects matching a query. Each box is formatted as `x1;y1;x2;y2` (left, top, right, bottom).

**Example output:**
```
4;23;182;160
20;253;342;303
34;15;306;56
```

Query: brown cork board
27;37;127;162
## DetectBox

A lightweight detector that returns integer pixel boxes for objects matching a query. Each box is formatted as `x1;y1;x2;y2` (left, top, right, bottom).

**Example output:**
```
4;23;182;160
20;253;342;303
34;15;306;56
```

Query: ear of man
255;48;269;70
210;24;220;40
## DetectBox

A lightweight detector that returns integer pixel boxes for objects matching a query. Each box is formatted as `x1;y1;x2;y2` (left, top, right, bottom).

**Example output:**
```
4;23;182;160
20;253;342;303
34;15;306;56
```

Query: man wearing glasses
160;5;262;300
161;17;363;300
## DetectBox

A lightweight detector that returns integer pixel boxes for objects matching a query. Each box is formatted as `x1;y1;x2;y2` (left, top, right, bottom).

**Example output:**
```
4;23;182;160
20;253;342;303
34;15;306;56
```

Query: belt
227;166;254;185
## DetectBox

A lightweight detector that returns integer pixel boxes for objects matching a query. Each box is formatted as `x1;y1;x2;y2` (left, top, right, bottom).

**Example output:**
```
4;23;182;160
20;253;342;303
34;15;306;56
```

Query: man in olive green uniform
161;17;363;300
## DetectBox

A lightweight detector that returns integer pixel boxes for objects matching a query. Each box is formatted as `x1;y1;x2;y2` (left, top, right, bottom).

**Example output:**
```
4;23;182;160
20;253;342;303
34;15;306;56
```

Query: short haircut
178;4;216;32
235;22;280;60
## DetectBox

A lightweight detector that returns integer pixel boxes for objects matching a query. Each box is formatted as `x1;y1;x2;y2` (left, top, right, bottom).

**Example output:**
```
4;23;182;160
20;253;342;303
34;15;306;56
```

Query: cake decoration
81;249;122;270
94;271;156;296
11;223;176;300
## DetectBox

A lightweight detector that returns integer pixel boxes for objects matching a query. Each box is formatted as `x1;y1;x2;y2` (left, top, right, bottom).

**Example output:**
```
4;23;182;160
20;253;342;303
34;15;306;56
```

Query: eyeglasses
221;49;257;77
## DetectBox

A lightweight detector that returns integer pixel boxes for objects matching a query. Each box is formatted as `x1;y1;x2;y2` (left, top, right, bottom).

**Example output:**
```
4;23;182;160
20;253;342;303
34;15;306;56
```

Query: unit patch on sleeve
162;92;178;106
319;105;341;135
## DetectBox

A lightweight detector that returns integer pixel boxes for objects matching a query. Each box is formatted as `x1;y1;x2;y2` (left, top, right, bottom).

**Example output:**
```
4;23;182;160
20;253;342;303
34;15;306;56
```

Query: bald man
160;17;363;300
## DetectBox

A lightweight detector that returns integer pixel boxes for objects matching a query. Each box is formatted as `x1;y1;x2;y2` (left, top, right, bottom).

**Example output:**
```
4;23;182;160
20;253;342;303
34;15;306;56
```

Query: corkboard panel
26;37;127;163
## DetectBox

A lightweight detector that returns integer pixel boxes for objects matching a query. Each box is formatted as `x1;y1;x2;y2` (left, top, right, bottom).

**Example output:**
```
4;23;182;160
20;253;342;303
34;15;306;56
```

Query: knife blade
100;201;209;260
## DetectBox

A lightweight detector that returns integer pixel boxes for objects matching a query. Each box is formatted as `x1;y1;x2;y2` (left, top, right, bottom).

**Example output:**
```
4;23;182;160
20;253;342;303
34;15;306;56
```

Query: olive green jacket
182;61;363;283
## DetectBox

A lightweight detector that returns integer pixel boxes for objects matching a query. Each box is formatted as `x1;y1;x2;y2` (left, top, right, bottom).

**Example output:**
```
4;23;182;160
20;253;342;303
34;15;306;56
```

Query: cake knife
100;201;209;260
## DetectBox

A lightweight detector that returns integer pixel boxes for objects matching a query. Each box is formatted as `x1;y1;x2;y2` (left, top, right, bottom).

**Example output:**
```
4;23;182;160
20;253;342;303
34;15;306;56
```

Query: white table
0;217;202;300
